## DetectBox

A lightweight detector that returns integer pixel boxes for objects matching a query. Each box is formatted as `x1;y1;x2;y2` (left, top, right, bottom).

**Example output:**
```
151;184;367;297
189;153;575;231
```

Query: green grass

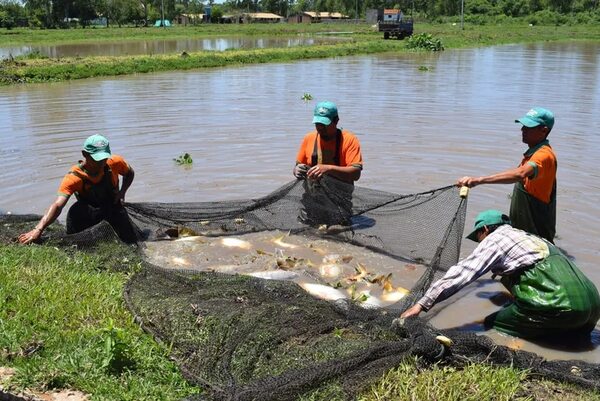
299;357;600;401
361;360;600;401
0;243;199;400
2;23;600;85
360;360;527;401
0;39;402;84
0;24;375;46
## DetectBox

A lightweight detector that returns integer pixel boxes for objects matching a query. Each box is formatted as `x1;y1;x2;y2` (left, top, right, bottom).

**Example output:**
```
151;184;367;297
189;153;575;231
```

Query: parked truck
377;9;413;40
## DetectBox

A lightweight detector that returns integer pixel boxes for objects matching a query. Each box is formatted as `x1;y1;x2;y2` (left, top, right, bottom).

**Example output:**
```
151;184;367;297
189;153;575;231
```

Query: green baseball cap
312;101;338;125
515;107;554;130
466;209;511;242
82;134;111;161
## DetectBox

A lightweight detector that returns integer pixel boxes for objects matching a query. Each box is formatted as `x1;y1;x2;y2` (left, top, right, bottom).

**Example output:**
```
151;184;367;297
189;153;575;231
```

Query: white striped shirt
418;225;550;311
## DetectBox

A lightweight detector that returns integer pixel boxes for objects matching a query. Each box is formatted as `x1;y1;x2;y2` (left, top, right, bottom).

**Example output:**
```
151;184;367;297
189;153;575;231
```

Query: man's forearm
328;166;361;182
37;202;64;232
120;169;135;194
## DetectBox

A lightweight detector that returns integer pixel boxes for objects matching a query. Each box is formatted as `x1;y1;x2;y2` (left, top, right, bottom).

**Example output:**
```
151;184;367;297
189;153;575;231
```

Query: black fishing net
3;177;600;400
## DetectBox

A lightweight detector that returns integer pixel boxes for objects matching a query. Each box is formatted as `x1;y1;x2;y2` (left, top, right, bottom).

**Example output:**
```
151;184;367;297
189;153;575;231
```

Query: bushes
406;33;445;51
527;9;568;25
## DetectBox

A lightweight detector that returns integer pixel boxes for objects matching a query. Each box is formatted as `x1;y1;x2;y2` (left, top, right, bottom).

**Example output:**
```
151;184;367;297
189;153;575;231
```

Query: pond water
0;36;348;58
1;41;599;362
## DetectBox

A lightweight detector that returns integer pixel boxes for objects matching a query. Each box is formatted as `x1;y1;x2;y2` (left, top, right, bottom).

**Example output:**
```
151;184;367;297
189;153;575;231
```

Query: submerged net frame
3;177;599;400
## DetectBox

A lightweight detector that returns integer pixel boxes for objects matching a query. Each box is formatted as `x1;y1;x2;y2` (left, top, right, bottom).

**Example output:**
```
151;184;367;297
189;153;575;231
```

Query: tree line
0;0;598;28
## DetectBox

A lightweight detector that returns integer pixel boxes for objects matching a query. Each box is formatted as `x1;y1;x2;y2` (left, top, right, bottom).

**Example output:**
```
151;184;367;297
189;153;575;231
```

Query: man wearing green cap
457;107;557;242
294;101;363;182
293;101;363;225
401;209;600;340
18;135;137;244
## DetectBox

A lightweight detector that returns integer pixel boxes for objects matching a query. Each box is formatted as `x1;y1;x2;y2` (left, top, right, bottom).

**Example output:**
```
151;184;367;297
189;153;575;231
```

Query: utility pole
161;0;165;28
460;0;464;30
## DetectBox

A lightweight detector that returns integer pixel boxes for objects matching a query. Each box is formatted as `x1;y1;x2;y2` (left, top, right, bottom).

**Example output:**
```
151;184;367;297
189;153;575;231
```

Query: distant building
242;12;284;23
288;11;349;24
382;9;404;22
176;13;204;25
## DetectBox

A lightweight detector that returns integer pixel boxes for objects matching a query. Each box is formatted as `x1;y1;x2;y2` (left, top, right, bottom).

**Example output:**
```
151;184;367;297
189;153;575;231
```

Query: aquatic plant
301;92;313;102
174;153;193;165
406;33;445;51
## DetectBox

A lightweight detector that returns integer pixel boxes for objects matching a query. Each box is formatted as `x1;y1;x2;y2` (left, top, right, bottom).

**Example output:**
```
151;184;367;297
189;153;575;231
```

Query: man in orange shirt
457;107;556;242
19;135;137;244
293;101;363;226
294;101;363;183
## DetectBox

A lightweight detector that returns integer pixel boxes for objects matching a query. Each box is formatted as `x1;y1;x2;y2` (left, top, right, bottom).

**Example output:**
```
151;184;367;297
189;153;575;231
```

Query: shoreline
1;24;600;85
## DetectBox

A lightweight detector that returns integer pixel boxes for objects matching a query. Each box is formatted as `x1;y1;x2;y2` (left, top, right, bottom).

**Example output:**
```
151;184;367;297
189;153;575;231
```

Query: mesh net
3;177;600;400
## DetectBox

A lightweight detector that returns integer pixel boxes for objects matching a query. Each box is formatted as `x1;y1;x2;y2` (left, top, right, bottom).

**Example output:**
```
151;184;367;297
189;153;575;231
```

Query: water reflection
1;41;599;361
0;36;347;58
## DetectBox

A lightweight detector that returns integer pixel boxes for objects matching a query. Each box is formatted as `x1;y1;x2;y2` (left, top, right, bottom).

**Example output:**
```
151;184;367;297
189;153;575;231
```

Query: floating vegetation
406;33;445;51
418;65;430;71
301;92;313;102
173;153;193;165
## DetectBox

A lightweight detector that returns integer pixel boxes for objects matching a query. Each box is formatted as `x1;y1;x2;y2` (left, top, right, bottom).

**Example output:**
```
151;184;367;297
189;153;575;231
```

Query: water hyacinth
406;33;445;51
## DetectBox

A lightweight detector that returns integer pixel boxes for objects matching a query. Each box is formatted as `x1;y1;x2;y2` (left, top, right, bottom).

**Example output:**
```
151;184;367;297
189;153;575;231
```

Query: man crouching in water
19;134;137;244
401;209;600;340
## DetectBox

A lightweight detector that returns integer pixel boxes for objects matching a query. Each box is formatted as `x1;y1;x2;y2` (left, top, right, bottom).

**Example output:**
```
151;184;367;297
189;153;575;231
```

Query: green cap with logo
83;134;111;161
312;101;338;126
466;209;511;242
515;107;554;130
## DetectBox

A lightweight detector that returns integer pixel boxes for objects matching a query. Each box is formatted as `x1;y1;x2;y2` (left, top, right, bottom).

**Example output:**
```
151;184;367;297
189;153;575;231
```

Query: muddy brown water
1;41;599;362
142;230;422;308
0;36;348;58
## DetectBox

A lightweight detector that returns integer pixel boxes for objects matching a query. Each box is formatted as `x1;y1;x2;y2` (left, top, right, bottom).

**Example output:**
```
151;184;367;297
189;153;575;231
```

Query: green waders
485;245;600;339
509;181;556;243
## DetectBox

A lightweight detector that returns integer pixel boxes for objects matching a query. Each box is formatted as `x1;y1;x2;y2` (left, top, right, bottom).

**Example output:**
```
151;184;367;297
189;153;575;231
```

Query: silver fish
246;270;299;280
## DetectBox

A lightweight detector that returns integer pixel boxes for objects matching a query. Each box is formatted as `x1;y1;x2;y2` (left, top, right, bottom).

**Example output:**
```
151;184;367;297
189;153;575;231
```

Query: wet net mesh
3;177;600;400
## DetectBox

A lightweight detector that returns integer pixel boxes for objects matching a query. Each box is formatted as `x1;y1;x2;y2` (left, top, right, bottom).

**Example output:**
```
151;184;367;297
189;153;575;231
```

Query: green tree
101;0;140;26
498;0;529;16
547;0;573;12
187;0;205;13
466;0;496;14
210;3;222;20
24;0;54;27
0;0;27;28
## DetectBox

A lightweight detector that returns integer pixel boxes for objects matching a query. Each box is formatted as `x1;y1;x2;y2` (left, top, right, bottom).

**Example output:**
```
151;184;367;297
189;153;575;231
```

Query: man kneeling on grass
19;134;137;244
401;209;600;340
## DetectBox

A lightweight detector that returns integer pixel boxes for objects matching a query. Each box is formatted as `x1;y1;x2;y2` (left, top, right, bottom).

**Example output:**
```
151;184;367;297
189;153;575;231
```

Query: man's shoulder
340;130;360;142
540;143;556;155
64;164;84;178
531;144;557;163
302;131;318;140
108;154;127;164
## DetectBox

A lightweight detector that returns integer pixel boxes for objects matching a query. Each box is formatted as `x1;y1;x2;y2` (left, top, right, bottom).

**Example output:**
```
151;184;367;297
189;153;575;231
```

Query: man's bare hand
400;304;423;319
307;164;332;180
18;228;42;244
456;176;480;188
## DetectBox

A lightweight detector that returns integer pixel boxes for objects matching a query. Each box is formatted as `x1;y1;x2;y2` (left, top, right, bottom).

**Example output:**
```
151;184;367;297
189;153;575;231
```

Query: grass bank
1;240;599;400
0;242;200;400
1;23;600;85
0;24;374;46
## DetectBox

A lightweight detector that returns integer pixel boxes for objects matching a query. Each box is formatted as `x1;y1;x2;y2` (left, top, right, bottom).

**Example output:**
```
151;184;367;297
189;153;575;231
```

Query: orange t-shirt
295;130;363;169
58;155;130;198
520;143;556;203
